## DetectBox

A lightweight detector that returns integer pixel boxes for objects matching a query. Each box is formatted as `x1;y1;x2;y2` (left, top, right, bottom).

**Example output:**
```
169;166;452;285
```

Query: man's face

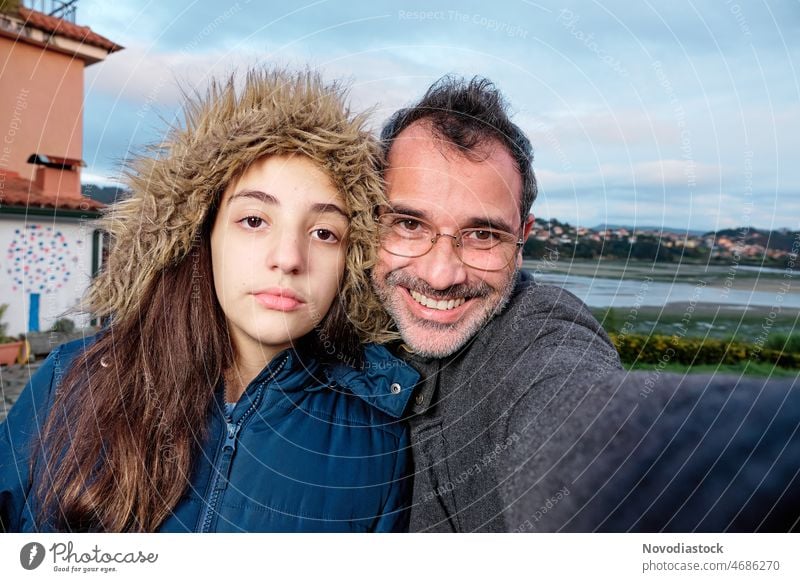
372;123;534;358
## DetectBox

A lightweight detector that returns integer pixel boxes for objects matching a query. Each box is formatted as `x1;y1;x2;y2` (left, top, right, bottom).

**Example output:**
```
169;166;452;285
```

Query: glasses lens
461;245;517;270
378;214;433;257
460;229;519;270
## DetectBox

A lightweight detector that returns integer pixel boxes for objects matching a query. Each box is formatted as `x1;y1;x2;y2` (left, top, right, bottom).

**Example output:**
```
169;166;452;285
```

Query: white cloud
85;43;266;108
537;160;723;193
522;109;678;148
81;171;124;187
601;160;723;188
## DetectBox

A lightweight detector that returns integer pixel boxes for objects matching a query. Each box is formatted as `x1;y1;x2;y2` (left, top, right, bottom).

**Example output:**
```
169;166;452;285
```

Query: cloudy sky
77;0;799;232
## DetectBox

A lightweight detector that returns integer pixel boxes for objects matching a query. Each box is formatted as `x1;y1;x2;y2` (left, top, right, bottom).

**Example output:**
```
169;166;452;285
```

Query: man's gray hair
381;75;537;224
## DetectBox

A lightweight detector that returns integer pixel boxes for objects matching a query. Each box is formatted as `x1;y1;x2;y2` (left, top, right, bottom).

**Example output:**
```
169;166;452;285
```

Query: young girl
0;70;417;532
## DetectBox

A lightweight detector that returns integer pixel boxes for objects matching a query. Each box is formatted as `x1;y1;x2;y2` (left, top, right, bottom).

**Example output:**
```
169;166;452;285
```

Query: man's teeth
410;290;466;311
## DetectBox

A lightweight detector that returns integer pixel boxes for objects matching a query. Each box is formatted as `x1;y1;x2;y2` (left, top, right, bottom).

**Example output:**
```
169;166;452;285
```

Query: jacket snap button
415;393;424;406
390;383;402;394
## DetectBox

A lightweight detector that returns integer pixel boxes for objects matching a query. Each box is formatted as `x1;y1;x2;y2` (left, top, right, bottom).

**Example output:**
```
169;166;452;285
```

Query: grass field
590;305;799;378
590;305;800;345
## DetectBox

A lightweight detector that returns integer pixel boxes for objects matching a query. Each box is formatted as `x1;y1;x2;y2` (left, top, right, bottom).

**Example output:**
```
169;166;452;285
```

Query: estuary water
524;260;800;310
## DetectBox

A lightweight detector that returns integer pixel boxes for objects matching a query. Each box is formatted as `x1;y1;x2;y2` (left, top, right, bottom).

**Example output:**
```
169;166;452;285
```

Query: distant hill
592;224;707;236
82;184;129;205
705;227;799;253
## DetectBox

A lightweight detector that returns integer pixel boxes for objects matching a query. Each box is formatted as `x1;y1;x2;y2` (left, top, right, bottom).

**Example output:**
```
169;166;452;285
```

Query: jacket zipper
197;354;289;532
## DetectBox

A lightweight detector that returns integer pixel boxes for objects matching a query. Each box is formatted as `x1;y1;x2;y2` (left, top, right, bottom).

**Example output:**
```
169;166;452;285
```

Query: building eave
0;8;123;66
0;204;101;219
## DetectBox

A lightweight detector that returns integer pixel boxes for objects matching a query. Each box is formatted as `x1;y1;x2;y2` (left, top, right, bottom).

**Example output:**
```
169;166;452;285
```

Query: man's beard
372;268;519;358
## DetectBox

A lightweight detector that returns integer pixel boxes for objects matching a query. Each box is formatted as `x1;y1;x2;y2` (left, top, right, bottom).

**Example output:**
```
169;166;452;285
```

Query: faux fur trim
85;68;396;343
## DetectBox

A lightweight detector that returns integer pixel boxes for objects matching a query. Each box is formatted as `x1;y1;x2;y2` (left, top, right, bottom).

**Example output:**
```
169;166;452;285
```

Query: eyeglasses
376;212;524;272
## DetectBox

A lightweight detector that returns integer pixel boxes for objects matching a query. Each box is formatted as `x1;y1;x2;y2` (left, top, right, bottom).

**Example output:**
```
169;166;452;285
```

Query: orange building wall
0;38;84;183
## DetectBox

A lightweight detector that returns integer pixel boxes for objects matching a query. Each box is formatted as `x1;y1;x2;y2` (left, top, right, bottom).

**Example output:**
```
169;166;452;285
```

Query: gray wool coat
403;270;623;531
402;271;800;532
512;368;800;532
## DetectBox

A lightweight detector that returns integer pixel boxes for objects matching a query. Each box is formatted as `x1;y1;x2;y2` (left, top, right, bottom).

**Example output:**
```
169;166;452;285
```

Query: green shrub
0;303;12;343
610;332;800;369
0;1;22;16
597;308;620;334
49;318;76;333
764;333;800;354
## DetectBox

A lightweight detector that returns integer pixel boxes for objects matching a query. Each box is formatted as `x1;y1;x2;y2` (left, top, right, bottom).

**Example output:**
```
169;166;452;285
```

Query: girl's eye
313;228;339;243
239;216;265;229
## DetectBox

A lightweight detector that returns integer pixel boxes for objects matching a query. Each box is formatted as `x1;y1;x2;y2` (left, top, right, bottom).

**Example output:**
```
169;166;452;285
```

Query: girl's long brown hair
34;196;365;532
34;218;231;532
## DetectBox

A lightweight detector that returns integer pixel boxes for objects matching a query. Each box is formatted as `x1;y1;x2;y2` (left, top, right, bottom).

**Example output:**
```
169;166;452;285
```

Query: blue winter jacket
0;337;419;532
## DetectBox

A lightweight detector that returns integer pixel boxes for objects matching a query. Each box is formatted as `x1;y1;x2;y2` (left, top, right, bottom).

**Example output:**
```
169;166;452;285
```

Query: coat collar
252;341;328;390
324;344;420;419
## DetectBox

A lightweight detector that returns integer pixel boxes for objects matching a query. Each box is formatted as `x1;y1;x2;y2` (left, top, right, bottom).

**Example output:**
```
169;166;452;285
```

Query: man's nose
414;234;468;290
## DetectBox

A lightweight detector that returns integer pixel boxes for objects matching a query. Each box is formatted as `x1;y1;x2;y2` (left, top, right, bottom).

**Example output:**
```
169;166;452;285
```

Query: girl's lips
253;290;304;312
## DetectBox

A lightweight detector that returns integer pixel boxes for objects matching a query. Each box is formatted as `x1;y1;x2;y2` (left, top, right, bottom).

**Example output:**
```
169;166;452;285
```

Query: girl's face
211;155;349;363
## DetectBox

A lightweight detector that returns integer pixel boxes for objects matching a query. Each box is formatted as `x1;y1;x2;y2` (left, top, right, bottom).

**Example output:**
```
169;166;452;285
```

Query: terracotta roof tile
0;172;104;212
18;7;123;53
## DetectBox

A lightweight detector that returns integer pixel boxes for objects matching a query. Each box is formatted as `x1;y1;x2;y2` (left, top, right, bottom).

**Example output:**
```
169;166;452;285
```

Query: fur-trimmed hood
86;69;393;342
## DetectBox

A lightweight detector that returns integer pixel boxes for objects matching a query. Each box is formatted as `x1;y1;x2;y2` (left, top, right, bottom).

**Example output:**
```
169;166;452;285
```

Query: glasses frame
375;212;525;272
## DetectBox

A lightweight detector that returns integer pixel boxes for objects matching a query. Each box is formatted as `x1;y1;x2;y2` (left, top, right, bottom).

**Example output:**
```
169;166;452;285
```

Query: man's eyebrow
386;205;430;220
464;217;516;234
228;191;348;219
389;204;515;234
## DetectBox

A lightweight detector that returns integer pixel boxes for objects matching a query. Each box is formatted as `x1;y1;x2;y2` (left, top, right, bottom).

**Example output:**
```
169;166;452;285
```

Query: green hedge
610;332;800;369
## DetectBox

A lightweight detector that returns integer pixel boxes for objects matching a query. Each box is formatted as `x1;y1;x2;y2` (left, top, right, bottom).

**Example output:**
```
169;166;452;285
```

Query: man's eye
463;229;507;248
312;228;339;243
467;229;497;241
395;218;422;231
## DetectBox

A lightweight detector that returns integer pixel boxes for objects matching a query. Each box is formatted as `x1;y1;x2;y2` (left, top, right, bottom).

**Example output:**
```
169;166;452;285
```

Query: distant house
0;1;122;336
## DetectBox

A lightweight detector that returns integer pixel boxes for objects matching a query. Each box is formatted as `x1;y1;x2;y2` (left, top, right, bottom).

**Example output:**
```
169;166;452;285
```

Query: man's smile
409;289;467;311
392;282;483;327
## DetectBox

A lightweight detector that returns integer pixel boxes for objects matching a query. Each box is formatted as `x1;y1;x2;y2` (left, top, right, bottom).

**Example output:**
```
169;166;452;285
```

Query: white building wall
0;215;98;337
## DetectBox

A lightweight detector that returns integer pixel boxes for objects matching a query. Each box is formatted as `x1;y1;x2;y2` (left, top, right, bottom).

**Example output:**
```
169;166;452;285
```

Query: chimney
28;153;84;198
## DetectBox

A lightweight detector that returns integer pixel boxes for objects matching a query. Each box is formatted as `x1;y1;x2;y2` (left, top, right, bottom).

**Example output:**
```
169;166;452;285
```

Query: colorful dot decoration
6;224;83;293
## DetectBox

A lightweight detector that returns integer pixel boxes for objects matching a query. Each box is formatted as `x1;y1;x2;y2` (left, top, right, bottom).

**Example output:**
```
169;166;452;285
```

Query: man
374;76;799;532
372;76;623;532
